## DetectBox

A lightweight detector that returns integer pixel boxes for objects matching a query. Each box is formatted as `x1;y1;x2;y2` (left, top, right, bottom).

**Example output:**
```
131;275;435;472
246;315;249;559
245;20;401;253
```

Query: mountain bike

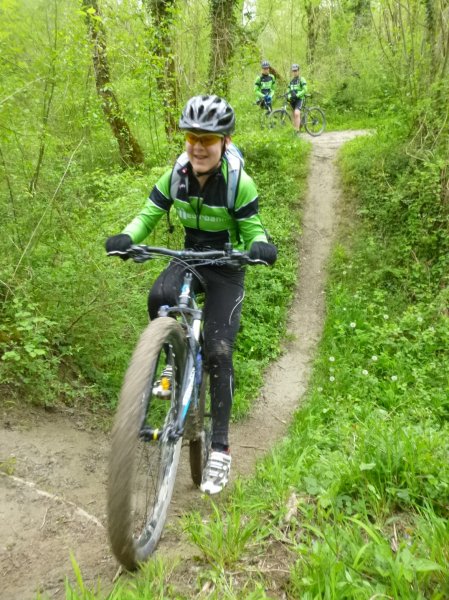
106;243;263;570
270;93;326;136
256;95;273;128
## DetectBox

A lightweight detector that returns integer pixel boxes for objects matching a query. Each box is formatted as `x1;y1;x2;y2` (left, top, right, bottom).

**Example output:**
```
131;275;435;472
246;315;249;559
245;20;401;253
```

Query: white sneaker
152;366;172;398
200;451;232;495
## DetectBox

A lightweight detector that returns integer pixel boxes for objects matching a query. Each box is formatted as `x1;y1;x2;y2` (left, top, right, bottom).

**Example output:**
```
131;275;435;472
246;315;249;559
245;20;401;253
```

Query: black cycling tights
148;262;245;450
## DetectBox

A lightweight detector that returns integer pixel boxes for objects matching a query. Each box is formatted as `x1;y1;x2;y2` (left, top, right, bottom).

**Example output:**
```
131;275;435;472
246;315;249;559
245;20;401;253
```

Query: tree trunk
82;1;144;167
208;0;238;97
145;0;178;138
304;0;319;66
353;0;371;29
29;1;58;194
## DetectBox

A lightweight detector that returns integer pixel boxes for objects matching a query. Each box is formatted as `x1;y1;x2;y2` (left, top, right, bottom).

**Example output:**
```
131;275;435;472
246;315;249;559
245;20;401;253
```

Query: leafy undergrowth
63;124;449;598
1;124;307;417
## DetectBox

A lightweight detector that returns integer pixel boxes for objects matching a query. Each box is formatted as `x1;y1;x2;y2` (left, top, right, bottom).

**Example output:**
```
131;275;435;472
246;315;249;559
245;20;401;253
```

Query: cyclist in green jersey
287;64;308;135
254;60;276;112
105;95;277;495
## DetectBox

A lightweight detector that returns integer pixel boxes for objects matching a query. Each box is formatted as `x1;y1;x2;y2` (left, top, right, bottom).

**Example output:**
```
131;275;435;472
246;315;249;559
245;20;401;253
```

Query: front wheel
269;109;292;128
107;317;187;570
270;108;292;128
304;107;326;136
188;368;211;486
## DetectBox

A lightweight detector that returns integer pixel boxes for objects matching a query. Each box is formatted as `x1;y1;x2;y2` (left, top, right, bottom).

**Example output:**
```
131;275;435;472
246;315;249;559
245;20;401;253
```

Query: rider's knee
205;339;233;368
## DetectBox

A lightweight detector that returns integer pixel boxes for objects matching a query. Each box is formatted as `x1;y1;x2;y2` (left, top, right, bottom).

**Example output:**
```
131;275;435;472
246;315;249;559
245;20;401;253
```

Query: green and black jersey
122;159;268;251
254;74;276;100
287;76;307;101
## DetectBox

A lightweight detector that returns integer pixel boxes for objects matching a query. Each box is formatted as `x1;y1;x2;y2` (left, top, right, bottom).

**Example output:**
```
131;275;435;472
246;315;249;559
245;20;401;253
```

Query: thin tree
145;0;178;138
82;0;144;166
29;0;58;194
304;0;319;66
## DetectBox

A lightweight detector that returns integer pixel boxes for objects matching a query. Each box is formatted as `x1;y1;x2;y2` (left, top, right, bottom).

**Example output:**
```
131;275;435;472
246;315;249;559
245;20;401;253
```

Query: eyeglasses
185;132;223;147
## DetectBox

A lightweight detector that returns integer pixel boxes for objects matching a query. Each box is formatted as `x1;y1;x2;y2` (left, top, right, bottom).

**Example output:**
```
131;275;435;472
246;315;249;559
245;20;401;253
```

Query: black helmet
261;60;270;68
291;63;300;71
179;95;235;135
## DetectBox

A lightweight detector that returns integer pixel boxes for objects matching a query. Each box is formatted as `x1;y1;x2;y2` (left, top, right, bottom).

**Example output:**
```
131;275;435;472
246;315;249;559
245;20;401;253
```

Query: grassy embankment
65;121;449;598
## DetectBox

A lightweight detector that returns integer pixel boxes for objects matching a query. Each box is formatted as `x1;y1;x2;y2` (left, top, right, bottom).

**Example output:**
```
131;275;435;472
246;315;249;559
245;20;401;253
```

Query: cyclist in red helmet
106;95;277;495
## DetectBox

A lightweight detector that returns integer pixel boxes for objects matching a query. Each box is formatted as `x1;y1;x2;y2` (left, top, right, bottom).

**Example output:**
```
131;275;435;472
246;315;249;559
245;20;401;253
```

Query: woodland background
1;0;447;409
1;1;449;595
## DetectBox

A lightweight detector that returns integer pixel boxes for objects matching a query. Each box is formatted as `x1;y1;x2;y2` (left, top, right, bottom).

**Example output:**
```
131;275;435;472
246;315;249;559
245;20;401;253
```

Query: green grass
43;114;449;598
171;126;449;598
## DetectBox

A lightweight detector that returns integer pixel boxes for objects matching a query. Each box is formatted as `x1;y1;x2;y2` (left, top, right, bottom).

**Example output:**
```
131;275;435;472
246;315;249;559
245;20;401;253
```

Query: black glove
105;233;132;257
249;241;278;265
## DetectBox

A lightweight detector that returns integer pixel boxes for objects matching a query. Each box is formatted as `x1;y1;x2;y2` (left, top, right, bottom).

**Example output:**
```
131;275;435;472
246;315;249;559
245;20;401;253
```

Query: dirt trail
0;130;367;599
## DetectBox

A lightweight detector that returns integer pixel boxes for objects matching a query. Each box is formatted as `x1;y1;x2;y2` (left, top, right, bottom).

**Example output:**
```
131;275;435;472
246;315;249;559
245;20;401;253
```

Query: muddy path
0;130;367;599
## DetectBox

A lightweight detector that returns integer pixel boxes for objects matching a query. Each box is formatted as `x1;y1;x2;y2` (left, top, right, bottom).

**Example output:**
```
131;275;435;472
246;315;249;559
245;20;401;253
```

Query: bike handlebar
107;244;268;266
282;92;311;99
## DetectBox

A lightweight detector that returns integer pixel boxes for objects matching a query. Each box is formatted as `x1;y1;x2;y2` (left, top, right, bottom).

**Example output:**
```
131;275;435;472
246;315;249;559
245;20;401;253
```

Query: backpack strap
169;146;243;214
169;151;189;200
224;144;243;213
166;152;189;234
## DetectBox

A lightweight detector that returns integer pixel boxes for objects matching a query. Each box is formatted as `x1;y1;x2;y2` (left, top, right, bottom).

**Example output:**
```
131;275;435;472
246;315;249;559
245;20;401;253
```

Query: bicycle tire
107;317;187;570
188;369;211;486
269;109;292;128
304;106;326;136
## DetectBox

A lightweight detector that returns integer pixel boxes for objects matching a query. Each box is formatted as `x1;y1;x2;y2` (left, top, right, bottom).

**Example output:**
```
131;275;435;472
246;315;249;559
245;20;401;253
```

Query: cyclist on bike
105;95;277;495
254;60;276;112
287;64;308;135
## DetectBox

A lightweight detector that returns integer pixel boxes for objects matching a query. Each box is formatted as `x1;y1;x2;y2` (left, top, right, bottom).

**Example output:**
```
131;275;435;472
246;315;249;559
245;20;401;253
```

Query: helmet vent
179;95;236;135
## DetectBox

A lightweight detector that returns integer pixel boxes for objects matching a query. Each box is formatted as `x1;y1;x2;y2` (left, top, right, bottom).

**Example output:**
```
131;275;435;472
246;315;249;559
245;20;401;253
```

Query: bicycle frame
157;272;203;440
278;93;309;115
106;243;266;569
118;243;261;443
269;93;326;136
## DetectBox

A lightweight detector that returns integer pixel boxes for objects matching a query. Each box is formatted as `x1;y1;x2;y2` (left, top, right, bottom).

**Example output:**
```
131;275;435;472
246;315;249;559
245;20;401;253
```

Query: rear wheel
269;109;292;128
107;317;186;570
304;107;326;136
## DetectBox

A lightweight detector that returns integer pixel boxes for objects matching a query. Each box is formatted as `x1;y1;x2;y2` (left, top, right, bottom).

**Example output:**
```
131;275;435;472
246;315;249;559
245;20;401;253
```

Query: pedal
152;370;172;398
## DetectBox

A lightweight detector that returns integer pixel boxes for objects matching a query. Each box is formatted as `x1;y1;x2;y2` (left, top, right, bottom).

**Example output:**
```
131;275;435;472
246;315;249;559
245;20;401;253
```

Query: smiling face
185;132;229;174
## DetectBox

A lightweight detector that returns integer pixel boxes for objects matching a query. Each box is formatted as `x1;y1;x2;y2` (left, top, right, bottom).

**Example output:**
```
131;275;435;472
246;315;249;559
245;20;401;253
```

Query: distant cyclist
287;64;308;135
254;60;276;112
